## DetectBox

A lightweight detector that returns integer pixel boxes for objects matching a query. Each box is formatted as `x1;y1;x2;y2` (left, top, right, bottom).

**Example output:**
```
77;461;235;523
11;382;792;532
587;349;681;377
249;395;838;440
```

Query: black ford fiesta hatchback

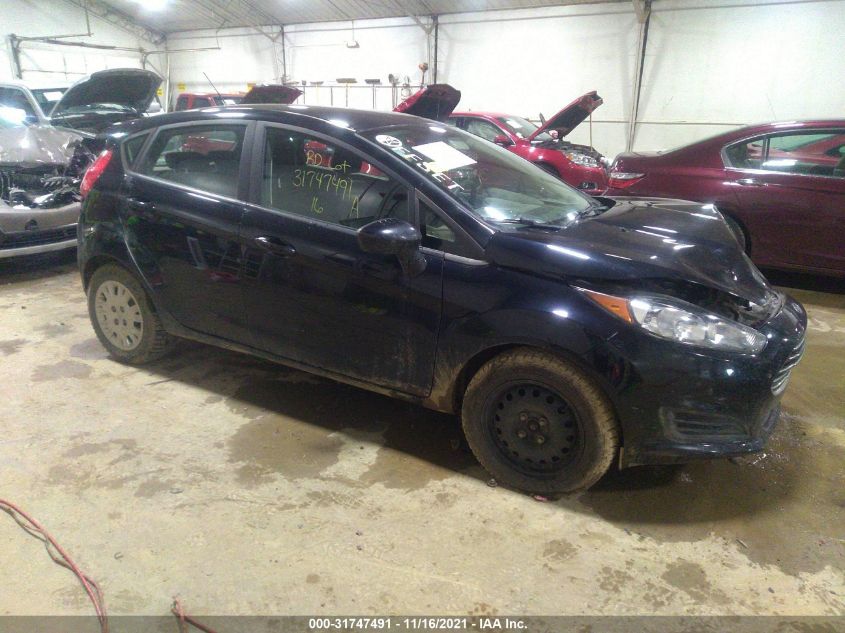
77;105;806;494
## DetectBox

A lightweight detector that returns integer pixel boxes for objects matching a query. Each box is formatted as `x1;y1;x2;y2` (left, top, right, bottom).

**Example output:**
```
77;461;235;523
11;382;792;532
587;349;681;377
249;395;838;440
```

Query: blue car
75;104;806;494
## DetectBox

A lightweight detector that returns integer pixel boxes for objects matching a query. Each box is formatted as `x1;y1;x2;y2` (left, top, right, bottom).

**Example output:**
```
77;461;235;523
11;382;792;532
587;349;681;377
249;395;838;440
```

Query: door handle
736;178;761;186
253;235;296;256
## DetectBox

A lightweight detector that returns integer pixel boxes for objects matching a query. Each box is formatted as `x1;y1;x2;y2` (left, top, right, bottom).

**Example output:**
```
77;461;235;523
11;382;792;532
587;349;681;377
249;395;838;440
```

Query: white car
0;79;69;125
0;69;161;259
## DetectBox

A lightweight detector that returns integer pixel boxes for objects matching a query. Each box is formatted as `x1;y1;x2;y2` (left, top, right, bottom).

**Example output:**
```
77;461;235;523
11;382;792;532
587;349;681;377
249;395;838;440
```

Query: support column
626;0;651;152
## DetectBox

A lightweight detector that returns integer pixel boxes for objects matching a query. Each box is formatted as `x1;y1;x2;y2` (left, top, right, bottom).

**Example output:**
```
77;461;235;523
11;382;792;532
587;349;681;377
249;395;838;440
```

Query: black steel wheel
487;383;583;475
462;348;619;494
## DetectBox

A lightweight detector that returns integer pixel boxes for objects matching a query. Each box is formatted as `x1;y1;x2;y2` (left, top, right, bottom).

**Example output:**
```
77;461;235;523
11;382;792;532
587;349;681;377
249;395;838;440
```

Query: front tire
87;264;174;364
461;348;619;494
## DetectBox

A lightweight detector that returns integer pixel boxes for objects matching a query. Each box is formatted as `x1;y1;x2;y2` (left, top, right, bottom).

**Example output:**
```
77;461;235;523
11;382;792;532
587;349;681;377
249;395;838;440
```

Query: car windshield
495;115;553;142
0;106;31;128
30;88;66;114
363;124;596;226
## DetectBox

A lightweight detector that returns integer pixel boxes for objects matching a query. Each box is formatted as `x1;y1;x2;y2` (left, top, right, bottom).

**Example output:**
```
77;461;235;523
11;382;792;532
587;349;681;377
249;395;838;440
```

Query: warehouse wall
636;0;845;152
0;0;158;84
438;4;637;165
161;0;842;159
165;26;281;98
166;17;428;111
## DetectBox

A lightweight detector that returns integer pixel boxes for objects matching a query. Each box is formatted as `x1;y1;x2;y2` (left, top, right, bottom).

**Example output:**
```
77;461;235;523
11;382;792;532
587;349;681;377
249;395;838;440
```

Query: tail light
80;149;114;199
608;171;645;189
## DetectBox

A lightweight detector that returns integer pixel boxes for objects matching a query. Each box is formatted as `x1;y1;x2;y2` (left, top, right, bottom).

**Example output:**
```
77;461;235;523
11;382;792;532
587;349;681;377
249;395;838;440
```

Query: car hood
241;84;302;105
393;84;461;121
0;125;82;167
530;91;603;141
51;68;162;119
486;197;773;306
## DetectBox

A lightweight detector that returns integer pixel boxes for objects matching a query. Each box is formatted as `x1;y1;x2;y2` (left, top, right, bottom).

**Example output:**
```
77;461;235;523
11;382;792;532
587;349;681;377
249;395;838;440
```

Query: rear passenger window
261;127;410;228
123;133;149;166
725;131;845;178
138;125;245;198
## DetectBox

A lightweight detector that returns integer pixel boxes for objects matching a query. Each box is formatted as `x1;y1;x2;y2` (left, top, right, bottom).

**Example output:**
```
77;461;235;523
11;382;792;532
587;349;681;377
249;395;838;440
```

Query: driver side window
465;118;504;143
261;127;411;228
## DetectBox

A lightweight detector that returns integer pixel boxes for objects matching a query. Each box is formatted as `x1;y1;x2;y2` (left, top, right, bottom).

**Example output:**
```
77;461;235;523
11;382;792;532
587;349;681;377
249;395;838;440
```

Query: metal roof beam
62;0;165;44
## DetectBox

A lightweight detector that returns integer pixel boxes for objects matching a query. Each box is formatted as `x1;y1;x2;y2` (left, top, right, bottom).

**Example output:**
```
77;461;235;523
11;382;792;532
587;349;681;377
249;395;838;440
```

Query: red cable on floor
172;598;220;633
0;498;108;633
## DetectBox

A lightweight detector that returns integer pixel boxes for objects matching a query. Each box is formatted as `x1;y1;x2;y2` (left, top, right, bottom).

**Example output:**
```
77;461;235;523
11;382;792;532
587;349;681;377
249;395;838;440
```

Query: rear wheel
87;264;174;364
461;348;619;494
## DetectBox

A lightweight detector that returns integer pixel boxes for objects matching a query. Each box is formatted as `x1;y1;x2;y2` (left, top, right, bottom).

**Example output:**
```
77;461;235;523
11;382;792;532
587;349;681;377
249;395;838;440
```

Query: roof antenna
203;72;223;100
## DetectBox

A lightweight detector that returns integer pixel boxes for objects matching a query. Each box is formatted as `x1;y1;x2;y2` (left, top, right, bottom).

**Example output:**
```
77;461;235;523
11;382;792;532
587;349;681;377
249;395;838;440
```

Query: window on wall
260;127;410;229
725;131;845;178
138;124;246;198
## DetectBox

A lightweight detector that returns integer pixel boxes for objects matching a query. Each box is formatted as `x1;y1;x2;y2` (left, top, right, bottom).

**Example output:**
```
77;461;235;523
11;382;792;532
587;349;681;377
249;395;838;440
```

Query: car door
239;123;444;395
724;130;845;273
123;120;255;343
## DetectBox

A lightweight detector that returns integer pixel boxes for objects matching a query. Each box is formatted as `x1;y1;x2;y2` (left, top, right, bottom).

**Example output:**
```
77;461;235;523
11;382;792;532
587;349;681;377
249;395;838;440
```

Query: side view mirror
357;218;426;277
493;134;513;147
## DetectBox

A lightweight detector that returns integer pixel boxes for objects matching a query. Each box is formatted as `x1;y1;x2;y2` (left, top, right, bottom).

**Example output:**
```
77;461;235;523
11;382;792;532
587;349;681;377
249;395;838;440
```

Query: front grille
771;336;805;396
0;225;77;250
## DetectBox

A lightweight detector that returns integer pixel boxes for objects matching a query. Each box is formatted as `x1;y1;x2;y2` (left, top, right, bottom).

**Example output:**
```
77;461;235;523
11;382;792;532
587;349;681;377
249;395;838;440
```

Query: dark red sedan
605;120;845;276
448;91;608;192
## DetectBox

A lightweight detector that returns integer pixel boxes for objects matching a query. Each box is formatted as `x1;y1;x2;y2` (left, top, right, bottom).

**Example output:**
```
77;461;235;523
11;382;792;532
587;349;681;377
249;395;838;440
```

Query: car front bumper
0;200;79;259
604;293;807;467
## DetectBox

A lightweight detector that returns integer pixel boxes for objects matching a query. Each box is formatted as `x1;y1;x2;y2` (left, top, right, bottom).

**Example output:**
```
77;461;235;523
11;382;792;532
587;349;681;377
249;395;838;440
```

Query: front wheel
461;348;619;494
87;263;174;364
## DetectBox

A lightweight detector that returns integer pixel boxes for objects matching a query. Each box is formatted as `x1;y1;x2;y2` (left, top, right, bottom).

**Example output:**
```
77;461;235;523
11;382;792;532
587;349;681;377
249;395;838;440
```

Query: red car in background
605;120;845;276
448;92;608;192
174;92;244;110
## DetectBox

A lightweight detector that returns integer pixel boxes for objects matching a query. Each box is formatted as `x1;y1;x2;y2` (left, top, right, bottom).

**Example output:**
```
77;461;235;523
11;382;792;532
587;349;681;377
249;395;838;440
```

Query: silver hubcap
94;280;143;351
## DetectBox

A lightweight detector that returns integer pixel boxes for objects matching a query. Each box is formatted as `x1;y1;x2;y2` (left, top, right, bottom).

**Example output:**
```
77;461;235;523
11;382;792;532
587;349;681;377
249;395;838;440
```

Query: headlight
579;289;767;354
564;151;600;168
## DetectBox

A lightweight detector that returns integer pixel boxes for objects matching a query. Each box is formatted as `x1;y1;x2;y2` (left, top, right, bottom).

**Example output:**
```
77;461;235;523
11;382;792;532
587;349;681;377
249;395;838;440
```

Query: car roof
112;104;433;135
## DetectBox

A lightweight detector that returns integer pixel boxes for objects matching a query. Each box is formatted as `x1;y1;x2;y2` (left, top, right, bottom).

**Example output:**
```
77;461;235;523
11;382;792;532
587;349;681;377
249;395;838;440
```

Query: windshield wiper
496;217;563;230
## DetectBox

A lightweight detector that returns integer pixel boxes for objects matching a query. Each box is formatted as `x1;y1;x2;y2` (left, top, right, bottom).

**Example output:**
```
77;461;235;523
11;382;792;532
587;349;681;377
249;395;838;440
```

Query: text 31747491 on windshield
77;104;806;494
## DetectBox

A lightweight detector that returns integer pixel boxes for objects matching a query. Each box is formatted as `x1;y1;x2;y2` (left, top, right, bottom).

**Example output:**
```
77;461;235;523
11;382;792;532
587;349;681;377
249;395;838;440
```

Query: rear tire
461;348;619;494
87;263;174;364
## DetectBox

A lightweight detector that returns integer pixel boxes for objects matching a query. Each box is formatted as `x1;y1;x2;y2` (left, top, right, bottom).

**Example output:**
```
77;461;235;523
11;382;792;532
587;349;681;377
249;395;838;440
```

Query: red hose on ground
0;498;108;633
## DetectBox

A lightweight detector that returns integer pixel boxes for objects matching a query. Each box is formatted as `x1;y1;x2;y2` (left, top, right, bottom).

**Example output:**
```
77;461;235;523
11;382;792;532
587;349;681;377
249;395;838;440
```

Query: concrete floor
0;252;843;617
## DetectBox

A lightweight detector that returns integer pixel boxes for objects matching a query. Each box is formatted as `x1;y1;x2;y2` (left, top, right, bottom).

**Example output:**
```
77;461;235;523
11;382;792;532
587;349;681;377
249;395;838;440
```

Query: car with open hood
76;104;806;494
0;68;161;259
449;91;608;192
394;83;461;122
175;84;304;111
605;120;845;276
